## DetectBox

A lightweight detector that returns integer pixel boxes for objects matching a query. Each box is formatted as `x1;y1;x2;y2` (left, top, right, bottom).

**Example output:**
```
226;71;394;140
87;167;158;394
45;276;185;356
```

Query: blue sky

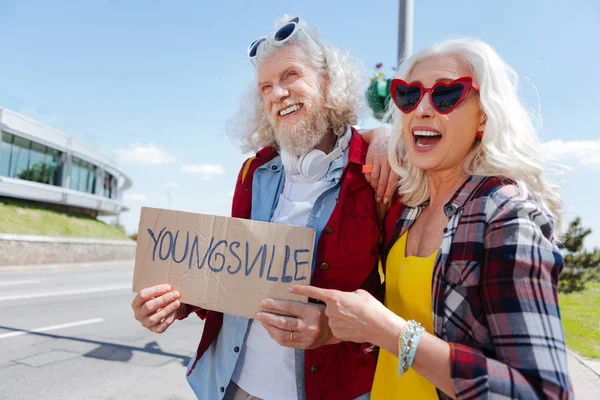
1;0;599;248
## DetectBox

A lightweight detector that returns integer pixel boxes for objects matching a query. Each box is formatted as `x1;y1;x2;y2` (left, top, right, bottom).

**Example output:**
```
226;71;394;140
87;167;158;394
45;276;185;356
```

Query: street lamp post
366;0;415;121
397;0;414;64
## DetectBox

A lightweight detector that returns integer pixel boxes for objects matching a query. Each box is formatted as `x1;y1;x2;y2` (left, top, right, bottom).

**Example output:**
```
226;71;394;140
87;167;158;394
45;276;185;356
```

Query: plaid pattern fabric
386;175;573;399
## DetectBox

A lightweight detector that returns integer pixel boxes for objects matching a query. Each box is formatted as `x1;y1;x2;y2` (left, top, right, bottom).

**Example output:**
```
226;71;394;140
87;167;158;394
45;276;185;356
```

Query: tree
558;217;600;293
366;63;392;122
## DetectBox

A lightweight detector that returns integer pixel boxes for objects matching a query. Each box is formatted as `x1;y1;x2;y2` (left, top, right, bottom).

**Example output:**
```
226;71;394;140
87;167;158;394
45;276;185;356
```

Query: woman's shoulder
461;176;515;218
470;175;534;209
470;175;517;200
470;176;555;240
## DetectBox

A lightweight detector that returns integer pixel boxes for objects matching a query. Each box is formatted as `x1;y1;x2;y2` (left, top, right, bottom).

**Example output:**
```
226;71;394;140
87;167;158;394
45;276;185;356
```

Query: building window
0;132;12;176
98;171;119;199
104;173;113;198
45;149;61;186
26;142;47;183
70;156;96;194
95;169;104;196
10;136;31;179
0;131;117;198
111;175;118;199
0;132;64;187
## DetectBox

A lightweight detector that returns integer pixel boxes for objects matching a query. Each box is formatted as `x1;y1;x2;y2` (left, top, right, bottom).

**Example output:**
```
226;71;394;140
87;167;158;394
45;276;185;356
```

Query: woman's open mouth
412;129;442;152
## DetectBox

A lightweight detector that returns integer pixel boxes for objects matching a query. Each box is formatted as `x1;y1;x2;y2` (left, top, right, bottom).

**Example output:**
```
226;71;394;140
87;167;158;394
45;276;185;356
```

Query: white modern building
0;107;131;217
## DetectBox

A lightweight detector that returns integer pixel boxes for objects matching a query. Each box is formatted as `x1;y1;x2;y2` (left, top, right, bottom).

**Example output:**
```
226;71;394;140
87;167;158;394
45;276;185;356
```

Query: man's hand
361;127;399;204
131;284;186;334
255;299;340;349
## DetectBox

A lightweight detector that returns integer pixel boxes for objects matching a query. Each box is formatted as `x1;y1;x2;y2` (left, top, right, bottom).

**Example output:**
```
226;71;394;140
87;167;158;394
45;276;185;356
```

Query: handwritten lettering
146;227;310;282
147;227;166;261
171;231;189;264
227;241;242;274
159;231;173;261
293;249;309;281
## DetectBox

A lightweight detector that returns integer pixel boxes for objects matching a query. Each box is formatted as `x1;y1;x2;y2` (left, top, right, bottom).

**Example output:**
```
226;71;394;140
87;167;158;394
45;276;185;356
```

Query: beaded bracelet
397;321;414;375
397;322;410;359
397;320;424;375
406;324;425;371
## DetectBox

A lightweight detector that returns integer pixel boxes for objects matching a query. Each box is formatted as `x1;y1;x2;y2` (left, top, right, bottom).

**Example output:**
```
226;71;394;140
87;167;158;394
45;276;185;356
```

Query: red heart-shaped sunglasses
390;77;480;114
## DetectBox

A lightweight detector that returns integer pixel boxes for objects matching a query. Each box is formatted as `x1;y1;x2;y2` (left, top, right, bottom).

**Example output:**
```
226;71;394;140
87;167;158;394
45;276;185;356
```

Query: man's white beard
270;97;330;157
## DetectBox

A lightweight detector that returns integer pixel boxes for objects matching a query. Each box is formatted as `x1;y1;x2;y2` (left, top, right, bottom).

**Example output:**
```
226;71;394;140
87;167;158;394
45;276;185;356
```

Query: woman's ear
478;110;488;133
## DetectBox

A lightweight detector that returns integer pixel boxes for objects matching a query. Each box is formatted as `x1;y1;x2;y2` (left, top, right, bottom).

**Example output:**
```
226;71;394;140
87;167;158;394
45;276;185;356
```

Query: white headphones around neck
280;128;351;181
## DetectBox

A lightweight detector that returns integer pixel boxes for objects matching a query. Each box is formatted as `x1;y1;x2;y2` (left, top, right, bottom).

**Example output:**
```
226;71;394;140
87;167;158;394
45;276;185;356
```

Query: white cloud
124;193;149;202
180;164;226;180
114;144;176;165
165;181;178;189
542;139;600;167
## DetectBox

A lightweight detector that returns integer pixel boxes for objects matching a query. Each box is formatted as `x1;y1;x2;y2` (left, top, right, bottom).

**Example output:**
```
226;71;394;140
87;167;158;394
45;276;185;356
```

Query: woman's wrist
374;311;406;355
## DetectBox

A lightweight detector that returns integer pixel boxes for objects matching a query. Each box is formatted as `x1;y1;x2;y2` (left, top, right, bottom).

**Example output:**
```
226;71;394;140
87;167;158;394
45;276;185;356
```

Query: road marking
0;318;104;340
0;280;40;286
0;284;131;302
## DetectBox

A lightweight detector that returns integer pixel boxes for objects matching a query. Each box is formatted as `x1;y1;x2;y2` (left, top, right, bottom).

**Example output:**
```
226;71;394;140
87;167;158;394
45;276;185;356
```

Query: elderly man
132;16;396;400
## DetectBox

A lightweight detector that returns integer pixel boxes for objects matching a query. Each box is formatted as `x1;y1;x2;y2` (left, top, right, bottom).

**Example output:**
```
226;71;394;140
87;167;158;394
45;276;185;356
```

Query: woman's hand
361;127;399;204
290;285;456;397
289;285;404;349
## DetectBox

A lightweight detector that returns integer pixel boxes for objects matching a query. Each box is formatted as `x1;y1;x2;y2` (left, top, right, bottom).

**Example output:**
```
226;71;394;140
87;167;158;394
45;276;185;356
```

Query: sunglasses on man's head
247;16;320;62
390;77;480;114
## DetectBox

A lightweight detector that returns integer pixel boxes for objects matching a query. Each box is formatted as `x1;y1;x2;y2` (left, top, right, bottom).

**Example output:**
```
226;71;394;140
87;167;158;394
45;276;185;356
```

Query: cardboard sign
132;207;315;319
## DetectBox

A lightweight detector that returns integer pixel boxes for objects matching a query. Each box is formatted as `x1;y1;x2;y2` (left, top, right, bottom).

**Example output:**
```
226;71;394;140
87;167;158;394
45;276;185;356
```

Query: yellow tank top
371;232;438;400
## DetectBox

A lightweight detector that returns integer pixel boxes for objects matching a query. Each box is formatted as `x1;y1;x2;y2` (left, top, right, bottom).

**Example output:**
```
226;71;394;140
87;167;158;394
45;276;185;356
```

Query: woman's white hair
227;15;367;152
387;38;564;233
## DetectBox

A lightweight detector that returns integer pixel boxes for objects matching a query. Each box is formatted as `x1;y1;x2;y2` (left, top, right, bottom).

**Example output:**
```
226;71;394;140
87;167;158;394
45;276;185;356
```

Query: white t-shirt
231;172;336;400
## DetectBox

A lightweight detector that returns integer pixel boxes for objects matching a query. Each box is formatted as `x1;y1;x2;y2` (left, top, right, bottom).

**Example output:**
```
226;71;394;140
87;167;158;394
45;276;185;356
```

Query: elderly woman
291;38;573;399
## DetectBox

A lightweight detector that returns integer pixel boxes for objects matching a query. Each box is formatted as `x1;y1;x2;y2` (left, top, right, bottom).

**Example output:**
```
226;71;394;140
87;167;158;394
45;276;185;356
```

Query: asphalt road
1;262;598;400
0;262;204;400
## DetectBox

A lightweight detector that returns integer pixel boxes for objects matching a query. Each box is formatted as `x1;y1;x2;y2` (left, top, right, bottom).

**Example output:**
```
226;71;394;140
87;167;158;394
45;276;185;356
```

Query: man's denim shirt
186;149;349;400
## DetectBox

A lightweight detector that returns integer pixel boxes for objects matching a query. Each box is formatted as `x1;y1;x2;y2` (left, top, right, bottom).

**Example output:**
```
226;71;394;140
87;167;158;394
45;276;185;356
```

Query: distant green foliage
559;281;600;359
366;77;392;121
558;217;600;293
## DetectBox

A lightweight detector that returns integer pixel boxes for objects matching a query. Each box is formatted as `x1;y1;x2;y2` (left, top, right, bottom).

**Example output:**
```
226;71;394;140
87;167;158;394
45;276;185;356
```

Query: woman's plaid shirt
384;175;573;399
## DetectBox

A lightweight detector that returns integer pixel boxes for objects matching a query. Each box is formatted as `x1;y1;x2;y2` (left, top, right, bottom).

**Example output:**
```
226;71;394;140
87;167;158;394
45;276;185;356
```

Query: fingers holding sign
288;285;401;347
131;284;185;334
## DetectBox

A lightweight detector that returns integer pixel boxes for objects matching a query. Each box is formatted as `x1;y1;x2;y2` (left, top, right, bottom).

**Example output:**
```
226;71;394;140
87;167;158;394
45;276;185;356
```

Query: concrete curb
0;234;137;266
0;233;136;246
0;259;134;272
568;349;600;378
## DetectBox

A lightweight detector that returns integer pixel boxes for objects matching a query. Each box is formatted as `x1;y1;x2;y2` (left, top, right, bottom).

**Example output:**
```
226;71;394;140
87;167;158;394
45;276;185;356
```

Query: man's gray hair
227;15;368;152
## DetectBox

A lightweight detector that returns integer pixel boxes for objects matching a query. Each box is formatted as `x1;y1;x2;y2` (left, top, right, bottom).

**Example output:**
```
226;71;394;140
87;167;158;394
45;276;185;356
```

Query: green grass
559;281;600;359
0;198;131;240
